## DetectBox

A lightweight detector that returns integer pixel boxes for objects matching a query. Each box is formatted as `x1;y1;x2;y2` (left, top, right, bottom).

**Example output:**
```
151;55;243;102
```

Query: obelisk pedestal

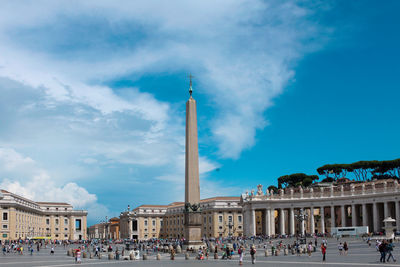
183;79;203;249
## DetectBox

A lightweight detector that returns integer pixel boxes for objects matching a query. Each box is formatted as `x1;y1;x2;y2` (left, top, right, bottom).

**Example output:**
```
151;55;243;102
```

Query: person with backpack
238;245;244;265
250;245;256;264
387;239;396;262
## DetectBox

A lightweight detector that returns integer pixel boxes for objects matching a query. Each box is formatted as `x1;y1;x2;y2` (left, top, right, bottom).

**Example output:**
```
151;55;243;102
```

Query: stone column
396;201;400;232
280;208;285;235
265;209;271;236
310;207;315;235
384;202;389;219
373;202;379;232
128;219;133;239
362;204;368;228
270;209;275;235
250;209;256;236
351;204;357;227
341;205;346;227
290;208;295;235
320;207;325;234
331;206;335;228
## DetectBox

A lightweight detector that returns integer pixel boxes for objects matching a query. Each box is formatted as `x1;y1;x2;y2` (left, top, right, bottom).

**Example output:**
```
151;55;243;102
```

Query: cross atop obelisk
188;74;194;97
184;75;202;248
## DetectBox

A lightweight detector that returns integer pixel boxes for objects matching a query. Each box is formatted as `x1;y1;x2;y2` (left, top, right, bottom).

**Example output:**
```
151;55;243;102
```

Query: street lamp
295;208;308;244
227;221;234;238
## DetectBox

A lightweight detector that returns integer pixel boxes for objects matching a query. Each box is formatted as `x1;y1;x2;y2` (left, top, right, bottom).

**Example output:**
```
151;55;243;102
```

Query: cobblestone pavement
1;238;400;267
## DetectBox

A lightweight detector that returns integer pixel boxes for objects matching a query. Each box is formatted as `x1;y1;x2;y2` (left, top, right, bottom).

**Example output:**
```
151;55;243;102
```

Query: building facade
0;190;88;240
119;197;243;240
242;179;400;236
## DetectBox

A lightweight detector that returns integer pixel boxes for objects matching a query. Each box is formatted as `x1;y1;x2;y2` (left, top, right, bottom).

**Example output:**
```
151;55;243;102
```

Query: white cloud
0;148;108;221
0;1;327;222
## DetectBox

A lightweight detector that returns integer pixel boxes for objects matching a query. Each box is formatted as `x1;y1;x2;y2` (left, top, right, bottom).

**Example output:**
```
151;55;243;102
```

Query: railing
245;180;399;201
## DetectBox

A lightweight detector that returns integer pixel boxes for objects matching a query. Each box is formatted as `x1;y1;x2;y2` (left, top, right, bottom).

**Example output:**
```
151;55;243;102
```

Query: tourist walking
321;243;326;262
338;242;343;255
76;249;81;264
238;246;244;265
387;239;396;262
250;245;256;264
379;240;387;263
307;242;312;257
343;242;348;256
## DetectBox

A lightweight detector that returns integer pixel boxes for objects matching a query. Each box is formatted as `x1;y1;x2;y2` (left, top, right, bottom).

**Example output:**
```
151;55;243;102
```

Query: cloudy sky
0;1;399;224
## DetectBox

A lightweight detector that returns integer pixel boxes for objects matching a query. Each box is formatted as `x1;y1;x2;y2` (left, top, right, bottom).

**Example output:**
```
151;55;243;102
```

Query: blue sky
0;1;399;225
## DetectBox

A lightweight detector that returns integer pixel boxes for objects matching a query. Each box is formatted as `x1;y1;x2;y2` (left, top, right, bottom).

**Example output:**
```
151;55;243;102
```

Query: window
238;215;242;223
2;213;8;221
204;217;206;224
238;226;242;229
144;220;148;226
144;228;148;232
65;219;68;224
228;216;232;223
46;219;50;224
64;234;68;237
55;228;59;231
2;225;7;229
209;217;212;223
75;219;82;231
219;226;223;230
2;234;7;238
152;220;155;226
64;228;68;231
55;219;59;224
218;216;223;223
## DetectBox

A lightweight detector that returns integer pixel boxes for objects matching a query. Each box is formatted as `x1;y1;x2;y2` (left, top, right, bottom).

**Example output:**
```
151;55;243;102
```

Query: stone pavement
1;238;400;267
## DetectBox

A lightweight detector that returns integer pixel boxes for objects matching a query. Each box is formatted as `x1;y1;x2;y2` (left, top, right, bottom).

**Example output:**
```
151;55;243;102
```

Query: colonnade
242;180;400;237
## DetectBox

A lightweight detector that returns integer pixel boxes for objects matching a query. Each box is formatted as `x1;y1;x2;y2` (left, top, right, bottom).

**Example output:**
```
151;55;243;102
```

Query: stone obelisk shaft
185;96;200;204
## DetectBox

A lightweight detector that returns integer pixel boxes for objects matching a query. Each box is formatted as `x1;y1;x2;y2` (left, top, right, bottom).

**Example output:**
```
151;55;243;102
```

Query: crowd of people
1;235;399;264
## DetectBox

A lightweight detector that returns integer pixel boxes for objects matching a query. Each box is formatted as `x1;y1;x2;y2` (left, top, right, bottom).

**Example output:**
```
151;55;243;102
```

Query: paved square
1;238;399;267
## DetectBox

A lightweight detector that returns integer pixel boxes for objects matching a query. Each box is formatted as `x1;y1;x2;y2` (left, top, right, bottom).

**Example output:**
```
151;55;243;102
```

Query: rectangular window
2;225;7;229
144;220;148;226
228;216;232;223
238;215;242;223
2;213;8;221
65;219;68;224
209;217;212;223
55;219;59;224
46;219;50;224
75;219;82;231
152;220;155;226
204;217;206;224
2;234;7;238
218;216;223;223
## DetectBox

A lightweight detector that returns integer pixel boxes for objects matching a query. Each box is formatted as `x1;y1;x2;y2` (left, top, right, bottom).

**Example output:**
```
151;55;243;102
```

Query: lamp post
227;221;234;239
295;208;308;244
105;216;108;241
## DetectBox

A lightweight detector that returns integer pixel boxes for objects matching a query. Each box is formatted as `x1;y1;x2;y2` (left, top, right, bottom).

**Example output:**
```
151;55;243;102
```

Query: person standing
238;246;244;266
250;245;256;264
321;243;326;262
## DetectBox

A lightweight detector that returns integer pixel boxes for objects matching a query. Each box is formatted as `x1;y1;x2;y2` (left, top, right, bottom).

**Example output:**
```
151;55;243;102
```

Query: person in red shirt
321;244;326;262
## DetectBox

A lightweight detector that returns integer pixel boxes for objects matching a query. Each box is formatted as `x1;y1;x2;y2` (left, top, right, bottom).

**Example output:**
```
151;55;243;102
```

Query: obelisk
184;75;203;248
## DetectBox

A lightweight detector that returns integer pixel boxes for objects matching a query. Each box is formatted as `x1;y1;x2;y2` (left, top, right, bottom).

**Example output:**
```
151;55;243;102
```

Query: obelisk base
183;212;204;249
